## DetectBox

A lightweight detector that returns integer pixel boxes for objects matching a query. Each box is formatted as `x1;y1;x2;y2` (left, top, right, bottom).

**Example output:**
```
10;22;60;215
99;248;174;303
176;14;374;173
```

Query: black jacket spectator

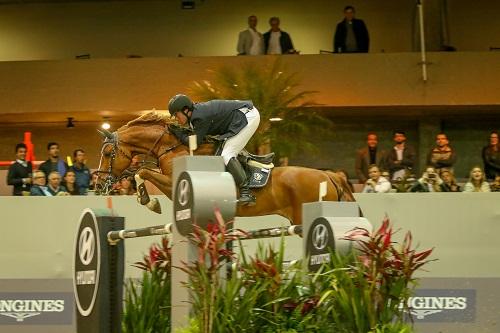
385;145;417;177
263;30;295;54
39;159;68;182
334;18;369;53
482;145;500;180
7;160;32;195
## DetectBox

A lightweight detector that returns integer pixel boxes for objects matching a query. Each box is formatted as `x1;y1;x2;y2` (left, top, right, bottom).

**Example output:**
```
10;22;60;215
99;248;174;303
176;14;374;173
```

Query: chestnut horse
96;112;354;225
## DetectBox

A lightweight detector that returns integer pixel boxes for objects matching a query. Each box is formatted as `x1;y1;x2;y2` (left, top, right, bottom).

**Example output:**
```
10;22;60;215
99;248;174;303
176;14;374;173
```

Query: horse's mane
119;111;175;130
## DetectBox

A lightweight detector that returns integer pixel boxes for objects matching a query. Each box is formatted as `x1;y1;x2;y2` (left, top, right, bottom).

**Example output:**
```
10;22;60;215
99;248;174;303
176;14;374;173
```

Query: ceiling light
66;117;75;128
101;122;111;130
270;117;283;122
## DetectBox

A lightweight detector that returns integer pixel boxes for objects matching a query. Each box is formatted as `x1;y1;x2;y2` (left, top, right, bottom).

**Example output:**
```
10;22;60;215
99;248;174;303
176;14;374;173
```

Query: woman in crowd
63;170;80;195
30;170;49;196
464;166;491;192
440;169;461;192
409;166;448;192
490;175;500;192
117;176;135;195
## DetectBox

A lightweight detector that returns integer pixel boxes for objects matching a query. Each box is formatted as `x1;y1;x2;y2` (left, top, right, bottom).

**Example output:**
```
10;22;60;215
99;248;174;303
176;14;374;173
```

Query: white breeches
221;107;260;165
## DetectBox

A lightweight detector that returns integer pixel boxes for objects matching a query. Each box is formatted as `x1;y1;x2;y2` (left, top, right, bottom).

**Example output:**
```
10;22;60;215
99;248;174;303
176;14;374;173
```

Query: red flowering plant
317;217;434;333
123;236;172;333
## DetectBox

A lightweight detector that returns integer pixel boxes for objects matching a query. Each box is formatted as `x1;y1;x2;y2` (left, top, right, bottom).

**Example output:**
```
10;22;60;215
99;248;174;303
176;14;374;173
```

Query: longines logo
0;293;73;325
401;289;475;322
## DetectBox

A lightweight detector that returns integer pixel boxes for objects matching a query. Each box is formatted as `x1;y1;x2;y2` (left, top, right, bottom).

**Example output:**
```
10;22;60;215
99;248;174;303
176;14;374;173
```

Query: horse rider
168;94;260;205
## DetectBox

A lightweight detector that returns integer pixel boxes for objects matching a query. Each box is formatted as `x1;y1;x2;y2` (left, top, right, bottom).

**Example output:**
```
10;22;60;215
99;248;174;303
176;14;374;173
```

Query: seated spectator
490;175;500;192
440;169;461;192
263;17;297;54
88;171;99;191
117;176;135;195
237;15;264;55
482;131;500;180
46;171;69;196
427;133;457;173
334;5;369;53
63;170;80;195
7;143;33;196
409;166;448;192
30;171;50;196
391;172;416;193
463;166;490;192
355;132;386;184
362;165;391;193
70;149;90;195
385;131;416;182
334;169;355;193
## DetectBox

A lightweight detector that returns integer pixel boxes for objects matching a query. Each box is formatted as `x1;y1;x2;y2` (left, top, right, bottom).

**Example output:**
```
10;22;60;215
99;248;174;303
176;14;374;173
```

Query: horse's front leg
134;169;173;214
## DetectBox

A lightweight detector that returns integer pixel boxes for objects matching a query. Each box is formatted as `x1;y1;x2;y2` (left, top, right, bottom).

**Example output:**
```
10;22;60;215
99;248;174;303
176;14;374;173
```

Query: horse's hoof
146;198;162;214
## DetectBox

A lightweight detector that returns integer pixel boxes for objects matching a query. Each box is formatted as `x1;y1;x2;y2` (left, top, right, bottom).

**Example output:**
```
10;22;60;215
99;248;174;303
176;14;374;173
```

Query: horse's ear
97;129;114;140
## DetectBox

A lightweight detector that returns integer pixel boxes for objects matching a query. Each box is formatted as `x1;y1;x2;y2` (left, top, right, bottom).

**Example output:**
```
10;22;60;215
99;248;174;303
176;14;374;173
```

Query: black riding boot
226;157;256;205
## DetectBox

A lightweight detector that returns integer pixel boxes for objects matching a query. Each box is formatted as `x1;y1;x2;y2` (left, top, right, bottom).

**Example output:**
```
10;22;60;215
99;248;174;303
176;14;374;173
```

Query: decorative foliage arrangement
123;214;433;333
122;237;172;333
189;59;330;158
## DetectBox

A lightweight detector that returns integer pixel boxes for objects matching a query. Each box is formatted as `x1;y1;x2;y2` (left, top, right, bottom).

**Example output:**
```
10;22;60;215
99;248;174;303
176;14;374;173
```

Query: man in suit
263;17;296;55
237;15;264;55
168;94;260;205
7;143;32;195
355;133;385;183
333;5;369;53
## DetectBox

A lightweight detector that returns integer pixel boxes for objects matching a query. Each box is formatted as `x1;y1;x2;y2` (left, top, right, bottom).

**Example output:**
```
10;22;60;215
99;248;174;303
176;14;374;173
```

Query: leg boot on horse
227;157;256;205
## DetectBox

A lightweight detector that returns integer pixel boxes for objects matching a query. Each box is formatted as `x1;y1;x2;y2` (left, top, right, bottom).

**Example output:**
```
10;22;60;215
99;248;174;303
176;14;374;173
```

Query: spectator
385;131;416;182
30;170;50;196
70;149;90;194
409;166;448;192
427;133;457;173
440;169;461;192
46;171;69;196
334;168;355;193
38;142;68;182
263;17;296;54
482;131;500;180
362;164;391;193
7;143;33;196
463;166;490;192
117;176;135;195
333;5;369;53
355;132;385;183
237;15;264;55
89;171;99;192
490;175;500;192
63;170;80;195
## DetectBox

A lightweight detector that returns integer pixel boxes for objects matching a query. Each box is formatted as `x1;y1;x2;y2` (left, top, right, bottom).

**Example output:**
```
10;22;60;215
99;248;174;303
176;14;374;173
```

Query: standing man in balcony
237;15;264;56
38;142;68;182
333;5;369;53
7;143;32;195
426;133;457;174
355;132;386;184
385;131;416;181
263;17;297;55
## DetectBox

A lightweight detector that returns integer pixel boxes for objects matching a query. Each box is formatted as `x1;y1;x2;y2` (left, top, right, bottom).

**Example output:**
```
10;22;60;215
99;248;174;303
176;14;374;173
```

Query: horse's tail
324;170;355;202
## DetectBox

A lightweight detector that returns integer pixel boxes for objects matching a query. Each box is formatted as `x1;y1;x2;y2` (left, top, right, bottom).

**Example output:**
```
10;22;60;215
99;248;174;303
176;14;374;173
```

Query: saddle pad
247;165;271;188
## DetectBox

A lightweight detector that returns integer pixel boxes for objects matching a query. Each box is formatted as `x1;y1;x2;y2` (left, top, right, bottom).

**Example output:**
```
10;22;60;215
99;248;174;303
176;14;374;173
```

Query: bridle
96;128;181;194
